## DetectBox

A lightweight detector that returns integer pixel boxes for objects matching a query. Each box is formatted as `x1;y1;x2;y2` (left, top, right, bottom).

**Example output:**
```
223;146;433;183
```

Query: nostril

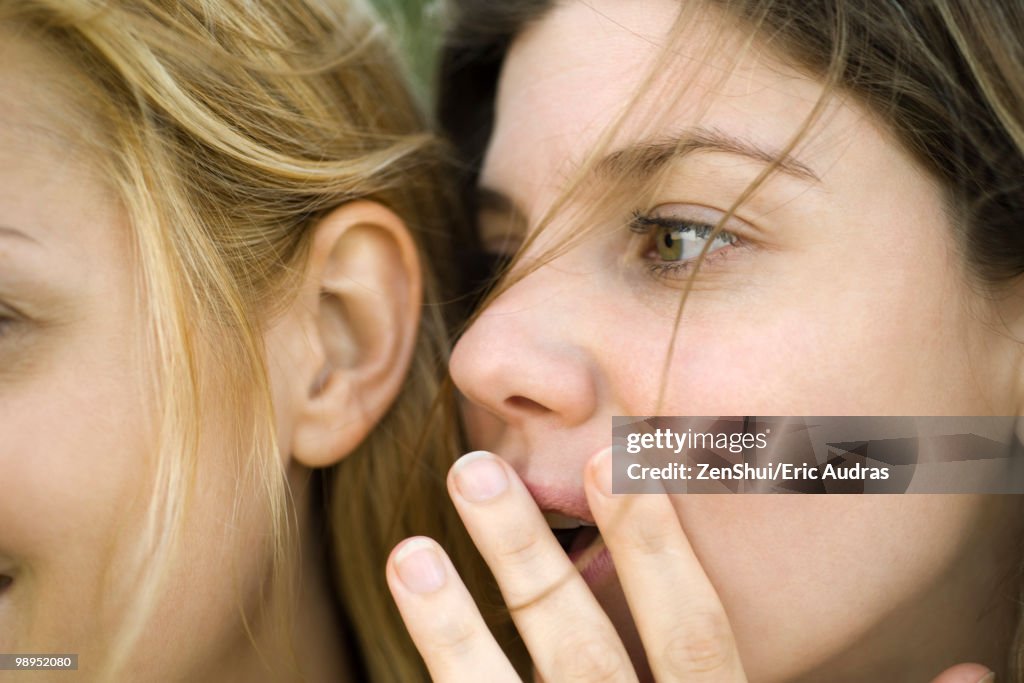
0;574;11;594
505;395;550;414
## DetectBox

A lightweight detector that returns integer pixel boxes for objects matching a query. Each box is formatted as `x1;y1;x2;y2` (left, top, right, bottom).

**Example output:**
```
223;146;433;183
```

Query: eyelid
636;202;755;234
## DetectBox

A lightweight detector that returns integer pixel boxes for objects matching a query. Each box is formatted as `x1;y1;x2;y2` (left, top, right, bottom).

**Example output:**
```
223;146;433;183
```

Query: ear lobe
292;200;422;468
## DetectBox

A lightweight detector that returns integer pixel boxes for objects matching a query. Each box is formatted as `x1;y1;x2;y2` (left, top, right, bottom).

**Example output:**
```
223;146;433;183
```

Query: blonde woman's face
450;0;1024;680
0;38;279;679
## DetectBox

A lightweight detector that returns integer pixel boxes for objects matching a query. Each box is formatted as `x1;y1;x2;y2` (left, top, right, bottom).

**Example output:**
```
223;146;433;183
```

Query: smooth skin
388;449;996;683
0;33;422;682
388;0;1021;680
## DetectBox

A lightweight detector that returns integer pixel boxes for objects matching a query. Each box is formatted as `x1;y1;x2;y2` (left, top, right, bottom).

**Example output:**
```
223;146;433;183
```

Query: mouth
544;512;612;583
547;512;599;556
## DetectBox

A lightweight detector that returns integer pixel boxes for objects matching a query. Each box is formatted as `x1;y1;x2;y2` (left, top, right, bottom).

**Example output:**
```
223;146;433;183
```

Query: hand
386;448;997;682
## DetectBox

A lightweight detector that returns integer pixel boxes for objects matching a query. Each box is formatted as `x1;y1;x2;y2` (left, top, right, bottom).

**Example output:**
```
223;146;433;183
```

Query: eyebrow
476;127;820;224
0;225;40;246
595;126;820;183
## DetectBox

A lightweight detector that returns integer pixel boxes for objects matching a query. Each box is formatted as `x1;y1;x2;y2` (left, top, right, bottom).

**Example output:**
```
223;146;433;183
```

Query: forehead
0;32;118;255
0;31;106;184
481;0;856;206
0;29;98;145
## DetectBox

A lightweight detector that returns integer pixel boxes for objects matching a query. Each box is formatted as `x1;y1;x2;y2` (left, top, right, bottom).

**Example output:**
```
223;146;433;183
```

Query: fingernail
394;538;447;594
452;451;508;502
977;673;995;683
590;446;614;497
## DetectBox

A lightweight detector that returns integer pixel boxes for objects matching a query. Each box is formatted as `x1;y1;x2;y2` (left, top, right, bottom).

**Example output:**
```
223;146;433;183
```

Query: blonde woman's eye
630;210;738;276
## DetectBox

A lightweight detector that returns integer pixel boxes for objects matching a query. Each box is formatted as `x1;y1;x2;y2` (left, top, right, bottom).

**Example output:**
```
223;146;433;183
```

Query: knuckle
505;569;575;612
662;611;735;678
490;522;546;568
488;525;566;608
550;632;629;683
619;513;679;556
424;606;480;657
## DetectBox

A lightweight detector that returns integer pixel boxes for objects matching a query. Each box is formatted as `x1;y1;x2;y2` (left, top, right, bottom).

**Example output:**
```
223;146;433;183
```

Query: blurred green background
367;0;443;107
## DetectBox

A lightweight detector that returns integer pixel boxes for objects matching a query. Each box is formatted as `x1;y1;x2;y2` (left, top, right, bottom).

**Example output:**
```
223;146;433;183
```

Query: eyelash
628;210;739;278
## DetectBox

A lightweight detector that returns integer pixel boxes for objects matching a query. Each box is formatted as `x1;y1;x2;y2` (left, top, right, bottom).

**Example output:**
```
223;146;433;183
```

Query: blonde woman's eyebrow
594;126;821;184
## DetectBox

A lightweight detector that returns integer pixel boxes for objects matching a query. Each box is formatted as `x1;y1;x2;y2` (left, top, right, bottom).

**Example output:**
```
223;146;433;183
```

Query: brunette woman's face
450;1;1024;680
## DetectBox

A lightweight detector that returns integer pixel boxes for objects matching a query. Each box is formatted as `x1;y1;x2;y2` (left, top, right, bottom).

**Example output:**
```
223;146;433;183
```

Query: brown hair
437;0;1024;677
440;0;1024;283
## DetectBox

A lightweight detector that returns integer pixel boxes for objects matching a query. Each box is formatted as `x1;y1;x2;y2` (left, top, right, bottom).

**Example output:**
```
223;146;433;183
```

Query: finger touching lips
585;447;747;682
447;450;637;682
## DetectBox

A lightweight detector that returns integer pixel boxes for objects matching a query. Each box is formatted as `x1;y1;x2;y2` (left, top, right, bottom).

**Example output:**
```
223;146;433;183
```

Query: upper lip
478;427;607;527
523;479;596;526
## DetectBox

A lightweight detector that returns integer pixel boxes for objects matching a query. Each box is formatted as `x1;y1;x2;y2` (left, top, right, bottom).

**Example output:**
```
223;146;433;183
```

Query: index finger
448;450;638;683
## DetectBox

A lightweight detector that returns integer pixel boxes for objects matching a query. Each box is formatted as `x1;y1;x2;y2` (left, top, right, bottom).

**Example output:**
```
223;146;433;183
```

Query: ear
291;200;422;468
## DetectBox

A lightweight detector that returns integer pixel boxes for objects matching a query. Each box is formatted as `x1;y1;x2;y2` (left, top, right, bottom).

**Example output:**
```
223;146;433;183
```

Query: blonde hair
3;0;488;679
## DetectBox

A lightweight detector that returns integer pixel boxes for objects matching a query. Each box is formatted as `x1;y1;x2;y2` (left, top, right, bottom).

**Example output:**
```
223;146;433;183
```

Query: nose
450;270;600;431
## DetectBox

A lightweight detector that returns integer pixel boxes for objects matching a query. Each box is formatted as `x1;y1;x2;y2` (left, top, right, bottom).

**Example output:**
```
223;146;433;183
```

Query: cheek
124;402;277;680
0;320;153;650
0;343;277;672
673;495;1012;680
608;257;992;416
0;313;273;674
